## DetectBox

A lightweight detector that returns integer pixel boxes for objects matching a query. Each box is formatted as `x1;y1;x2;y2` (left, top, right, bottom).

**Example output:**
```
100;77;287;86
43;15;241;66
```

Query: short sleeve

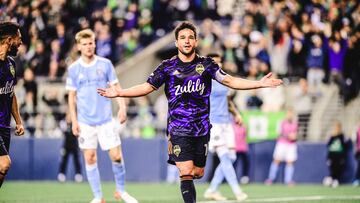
146;62;166;89
106;61;119;85
65;66;77;91
206;57;228;82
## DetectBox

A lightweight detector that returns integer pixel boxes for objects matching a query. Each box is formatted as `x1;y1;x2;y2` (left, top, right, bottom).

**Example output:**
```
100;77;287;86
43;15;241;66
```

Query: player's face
175;28;197;57
77;37;96;58
8;30;22;56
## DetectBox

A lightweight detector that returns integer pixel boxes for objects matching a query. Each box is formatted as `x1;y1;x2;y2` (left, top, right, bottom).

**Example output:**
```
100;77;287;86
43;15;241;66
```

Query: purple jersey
0;56;17;128
147;55;227;137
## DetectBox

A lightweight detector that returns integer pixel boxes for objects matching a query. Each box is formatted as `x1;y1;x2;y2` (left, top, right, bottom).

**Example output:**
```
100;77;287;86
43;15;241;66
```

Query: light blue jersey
66;56;118;125
210;80;231;124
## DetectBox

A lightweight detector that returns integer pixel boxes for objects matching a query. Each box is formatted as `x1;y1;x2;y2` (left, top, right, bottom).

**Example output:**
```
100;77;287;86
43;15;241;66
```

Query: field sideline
0;182;359;203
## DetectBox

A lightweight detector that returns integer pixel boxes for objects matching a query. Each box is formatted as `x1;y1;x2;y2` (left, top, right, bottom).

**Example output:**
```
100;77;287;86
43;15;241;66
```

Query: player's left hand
117;109;127;124
259;72;283;88
234;114;243;125
15;123;25;136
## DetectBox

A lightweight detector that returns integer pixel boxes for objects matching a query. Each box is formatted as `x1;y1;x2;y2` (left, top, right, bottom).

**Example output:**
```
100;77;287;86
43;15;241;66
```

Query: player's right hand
97;86;119;98
72;122;80;137
15;124;25;136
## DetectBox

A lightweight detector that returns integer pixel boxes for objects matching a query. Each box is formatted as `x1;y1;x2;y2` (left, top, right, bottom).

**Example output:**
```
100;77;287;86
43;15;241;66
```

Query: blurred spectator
57;95;82;183
233;120;250;185
49;39;66;80
289;25;307;79
354;121;360;186
258;74;285;112
267;18;291;77
265;108;298;186
293;78;312;140
20;68;38;136
95;22;115;62
324;121;347;188
306;34;325;95
342;27;360;103
29;40;50;76
246;90;263;110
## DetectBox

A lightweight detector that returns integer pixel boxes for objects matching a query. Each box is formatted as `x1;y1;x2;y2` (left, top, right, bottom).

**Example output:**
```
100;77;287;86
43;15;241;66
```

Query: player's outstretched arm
221;72;283;90
97;82;156;98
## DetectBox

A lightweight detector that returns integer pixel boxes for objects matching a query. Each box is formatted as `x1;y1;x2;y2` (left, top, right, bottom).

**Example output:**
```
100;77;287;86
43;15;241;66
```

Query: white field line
198;195;360;203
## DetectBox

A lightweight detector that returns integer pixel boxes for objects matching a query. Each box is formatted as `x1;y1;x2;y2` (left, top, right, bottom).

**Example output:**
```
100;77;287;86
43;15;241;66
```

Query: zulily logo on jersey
174;79;205;96
0;81;15;95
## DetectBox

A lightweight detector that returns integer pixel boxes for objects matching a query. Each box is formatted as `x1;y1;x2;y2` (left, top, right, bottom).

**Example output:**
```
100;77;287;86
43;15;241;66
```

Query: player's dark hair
0;21;20;41
174;21;197;40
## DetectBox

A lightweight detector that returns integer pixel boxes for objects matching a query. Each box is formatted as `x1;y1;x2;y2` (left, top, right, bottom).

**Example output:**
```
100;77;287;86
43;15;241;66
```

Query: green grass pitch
0;181;359;203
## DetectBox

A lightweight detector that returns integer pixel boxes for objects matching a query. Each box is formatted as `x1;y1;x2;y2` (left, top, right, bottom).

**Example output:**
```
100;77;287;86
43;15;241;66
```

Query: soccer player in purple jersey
0;21;24;188
98;21;282;202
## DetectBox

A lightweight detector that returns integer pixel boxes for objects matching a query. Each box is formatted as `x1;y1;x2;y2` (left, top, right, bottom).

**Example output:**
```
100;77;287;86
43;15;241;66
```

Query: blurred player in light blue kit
204;53;247;201
66;29;137;203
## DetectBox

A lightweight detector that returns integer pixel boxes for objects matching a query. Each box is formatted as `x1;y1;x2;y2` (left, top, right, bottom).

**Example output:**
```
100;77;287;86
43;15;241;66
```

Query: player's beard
8;44;18;56
179;47;195;57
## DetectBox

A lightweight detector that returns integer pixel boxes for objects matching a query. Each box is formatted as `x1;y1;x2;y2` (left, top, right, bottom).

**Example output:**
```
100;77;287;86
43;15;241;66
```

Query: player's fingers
265;72;272;78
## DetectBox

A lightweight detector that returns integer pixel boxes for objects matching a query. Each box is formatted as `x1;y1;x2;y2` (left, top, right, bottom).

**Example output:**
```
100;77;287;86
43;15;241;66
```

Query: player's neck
0;49;6;61
178;52;196;63
81;55;95;64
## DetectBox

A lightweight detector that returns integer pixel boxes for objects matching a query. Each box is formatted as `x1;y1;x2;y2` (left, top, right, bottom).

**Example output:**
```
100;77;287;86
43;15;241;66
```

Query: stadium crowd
1;0;359;141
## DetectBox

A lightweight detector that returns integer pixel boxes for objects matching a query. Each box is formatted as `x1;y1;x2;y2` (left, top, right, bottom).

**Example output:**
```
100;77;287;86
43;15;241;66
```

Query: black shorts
167;134;210;167
0;127;11;156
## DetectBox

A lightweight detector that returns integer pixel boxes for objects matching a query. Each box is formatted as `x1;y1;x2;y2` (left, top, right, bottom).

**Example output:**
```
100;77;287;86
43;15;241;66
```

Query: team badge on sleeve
195;64;205;75
173;145;181;157
9;65;15;77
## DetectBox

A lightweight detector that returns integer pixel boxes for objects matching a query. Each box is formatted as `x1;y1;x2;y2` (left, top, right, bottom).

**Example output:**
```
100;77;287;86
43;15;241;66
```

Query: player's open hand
15;124;24;136
259;72;283;88
97;86;119;98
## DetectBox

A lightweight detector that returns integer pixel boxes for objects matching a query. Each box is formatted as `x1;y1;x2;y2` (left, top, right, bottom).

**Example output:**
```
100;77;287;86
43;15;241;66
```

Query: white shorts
78;120;121;150
273;142;297;162
209;123;235;154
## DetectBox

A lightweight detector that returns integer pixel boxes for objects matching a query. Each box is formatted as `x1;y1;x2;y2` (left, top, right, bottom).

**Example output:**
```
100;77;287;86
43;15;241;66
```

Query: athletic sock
112;161;125;192
180;178;196;203
208;164;223;192
268;162;279;181
285;164;294;184
219;154;242;194
85;163;102;199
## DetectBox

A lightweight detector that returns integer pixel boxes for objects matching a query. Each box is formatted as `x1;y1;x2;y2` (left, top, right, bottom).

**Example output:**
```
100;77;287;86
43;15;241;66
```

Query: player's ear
77;43;81;51
174;41;178;48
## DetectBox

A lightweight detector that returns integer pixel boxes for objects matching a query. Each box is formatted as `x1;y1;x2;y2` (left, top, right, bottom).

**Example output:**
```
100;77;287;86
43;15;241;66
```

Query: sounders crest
9;65;15;77
195;64;205;75
173;145;181;157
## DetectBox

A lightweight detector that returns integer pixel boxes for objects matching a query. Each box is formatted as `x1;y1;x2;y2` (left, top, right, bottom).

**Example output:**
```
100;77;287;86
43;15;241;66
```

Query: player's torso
73;62;109;93
0;57;16;128
69;58;113;125
162;56;216;137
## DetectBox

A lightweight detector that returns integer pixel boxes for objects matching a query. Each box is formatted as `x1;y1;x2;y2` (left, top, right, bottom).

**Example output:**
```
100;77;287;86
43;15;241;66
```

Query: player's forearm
11;95;22;125
224;76;263;90
112;84;127;111
117;82;155;98
228;99;239;117
68;91;78;124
